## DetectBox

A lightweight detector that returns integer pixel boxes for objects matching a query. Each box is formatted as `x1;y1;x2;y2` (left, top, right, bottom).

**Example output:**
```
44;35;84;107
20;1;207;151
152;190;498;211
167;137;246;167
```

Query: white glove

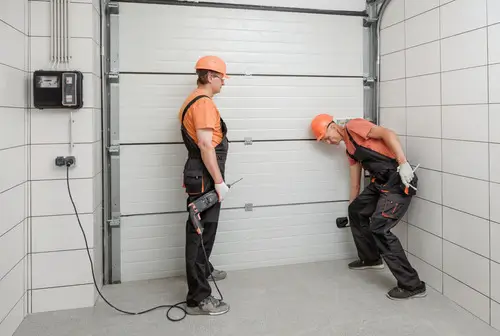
397;161;414;187
215;181;230;202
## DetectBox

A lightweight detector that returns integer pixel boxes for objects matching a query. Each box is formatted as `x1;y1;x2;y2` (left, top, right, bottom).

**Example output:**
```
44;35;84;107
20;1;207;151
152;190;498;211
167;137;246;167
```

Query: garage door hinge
108;216;121;228
244;137;252;145
108;72;119;83
363;76;376;86
107;2;119;15
245;203;253;211
108;145;120;155
363;17;377;27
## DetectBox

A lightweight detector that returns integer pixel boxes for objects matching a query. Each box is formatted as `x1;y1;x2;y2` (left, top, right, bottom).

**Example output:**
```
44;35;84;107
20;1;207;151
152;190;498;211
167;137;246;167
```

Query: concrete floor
14;260;500;336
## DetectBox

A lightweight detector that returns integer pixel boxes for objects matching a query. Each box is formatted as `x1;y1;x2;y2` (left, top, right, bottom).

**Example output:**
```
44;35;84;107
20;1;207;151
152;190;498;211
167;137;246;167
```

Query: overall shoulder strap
344;125;359;162
181;95;210;123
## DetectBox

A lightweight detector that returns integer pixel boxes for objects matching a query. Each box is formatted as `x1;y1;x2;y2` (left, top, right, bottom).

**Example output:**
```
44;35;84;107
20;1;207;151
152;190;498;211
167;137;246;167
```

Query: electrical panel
33;70;84;109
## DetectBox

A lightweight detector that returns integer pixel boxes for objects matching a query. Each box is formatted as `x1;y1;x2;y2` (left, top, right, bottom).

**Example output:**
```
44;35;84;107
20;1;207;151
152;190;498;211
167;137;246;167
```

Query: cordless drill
188;178;243;235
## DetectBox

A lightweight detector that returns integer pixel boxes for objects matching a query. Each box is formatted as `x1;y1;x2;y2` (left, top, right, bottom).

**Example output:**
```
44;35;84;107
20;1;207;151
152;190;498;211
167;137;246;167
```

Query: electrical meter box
33;70;84;109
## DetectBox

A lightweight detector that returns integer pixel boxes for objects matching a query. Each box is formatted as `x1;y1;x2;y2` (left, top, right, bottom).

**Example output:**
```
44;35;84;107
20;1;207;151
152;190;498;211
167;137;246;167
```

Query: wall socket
55;156;76;167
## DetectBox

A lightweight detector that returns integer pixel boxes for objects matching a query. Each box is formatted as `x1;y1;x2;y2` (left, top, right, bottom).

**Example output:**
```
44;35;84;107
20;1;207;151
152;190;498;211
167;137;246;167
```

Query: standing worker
179;55;230;315
310;114;426;300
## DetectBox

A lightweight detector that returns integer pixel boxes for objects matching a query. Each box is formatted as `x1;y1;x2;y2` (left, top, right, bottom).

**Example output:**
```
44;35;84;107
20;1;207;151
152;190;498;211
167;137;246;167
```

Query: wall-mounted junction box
33;70;84;109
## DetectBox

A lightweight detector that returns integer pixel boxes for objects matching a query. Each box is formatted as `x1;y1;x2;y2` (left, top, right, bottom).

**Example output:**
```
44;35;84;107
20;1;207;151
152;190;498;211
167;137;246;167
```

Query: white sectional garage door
114;0;366;282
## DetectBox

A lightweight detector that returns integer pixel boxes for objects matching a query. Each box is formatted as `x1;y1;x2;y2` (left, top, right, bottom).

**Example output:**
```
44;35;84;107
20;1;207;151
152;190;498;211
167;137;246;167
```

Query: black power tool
188;178;243;234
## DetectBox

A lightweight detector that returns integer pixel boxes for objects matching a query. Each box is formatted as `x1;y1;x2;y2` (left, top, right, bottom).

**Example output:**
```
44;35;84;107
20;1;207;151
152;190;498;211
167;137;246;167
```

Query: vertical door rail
106;1;122;284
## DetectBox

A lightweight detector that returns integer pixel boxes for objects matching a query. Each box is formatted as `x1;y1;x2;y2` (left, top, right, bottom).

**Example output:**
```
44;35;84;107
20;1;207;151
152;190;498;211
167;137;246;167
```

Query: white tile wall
443;207;490;257
381;0;499;330
443;274;490;323
406;137;442;170
405;0;440;19
443;241;490;296
405;41;441;77
380;0;404;29
406;73;441;107
408;253;443;292
441;28;488;72
492;261;500;302
490;105;500;143
442;67;489;105
32;250;94;289
405;9;440;48
380;107;406;135
442;140;489;180
381;51;406;81
489;64;500;103
491;183;500;224
443;174;489;218
31;284;95;313
406;106;441;138
492;223;500;263
442;105;489;141
491;144;500;183
380;23;405;55
440;0;487;39
408;224;443;269
414;168;442;203
488;24;500;64
380;79;406;107
408;197;443;236
0;0;104;324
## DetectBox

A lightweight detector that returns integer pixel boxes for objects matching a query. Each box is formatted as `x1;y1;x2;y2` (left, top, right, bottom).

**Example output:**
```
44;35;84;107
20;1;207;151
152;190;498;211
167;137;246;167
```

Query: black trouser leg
370;187;422;291
185;201;221;306
348;183;381;263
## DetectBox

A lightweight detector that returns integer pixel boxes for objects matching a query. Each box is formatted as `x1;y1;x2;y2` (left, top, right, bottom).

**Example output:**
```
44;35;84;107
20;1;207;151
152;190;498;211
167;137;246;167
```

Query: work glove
215;181;229;202
397;161;414;187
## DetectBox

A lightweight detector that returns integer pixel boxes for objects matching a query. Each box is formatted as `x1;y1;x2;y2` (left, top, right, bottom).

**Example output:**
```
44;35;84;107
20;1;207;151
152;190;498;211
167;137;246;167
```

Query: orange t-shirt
343;118;396;166
178;89;223;147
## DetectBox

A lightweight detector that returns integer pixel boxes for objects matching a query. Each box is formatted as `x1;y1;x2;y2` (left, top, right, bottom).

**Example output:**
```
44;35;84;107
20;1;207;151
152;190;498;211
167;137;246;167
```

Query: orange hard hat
311;114;334;141
195;55;229;79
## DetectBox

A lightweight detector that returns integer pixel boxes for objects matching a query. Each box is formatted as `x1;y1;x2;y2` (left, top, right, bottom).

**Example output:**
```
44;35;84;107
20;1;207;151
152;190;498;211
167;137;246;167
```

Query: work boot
186;296;230;316
386;281;427;300
348;259;384;270
207;269;227;281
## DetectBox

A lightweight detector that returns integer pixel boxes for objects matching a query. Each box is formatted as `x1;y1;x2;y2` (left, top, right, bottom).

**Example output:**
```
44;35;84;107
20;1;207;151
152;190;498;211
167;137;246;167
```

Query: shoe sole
186;307;230;316
386;291;427;301
349;264;385;270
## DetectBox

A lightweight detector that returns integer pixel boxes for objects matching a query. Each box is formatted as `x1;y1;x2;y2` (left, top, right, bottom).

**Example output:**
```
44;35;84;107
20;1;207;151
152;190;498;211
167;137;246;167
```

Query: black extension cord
65;164;224;322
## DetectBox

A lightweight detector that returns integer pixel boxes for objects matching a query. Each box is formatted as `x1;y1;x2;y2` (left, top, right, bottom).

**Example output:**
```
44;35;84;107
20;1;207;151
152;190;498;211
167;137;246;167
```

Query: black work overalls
345;126;422;291
180;95;229;306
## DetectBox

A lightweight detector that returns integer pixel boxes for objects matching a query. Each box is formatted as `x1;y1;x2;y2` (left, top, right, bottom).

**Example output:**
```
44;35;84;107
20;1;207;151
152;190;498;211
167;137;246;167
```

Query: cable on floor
65;164;223;322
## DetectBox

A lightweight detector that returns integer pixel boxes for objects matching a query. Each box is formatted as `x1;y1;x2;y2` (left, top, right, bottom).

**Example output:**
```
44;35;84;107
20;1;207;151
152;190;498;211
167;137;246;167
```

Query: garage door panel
120;4;363;75
120;141;349;215
120;74;363;143
121;202;355;281
187;0;366;11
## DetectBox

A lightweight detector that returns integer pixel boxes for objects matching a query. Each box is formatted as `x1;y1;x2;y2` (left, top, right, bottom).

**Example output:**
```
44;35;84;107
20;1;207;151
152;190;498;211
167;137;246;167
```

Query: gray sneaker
207;269;227;281
186;296;230;316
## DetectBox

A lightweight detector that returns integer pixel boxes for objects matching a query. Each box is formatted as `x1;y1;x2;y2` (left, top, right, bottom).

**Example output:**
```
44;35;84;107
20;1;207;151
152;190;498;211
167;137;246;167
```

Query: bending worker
310;114;426;300
178;55;230;315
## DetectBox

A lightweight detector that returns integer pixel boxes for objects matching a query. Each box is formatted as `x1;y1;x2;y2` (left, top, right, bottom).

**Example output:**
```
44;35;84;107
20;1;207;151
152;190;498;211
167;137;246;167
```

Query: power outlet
55;156;76;167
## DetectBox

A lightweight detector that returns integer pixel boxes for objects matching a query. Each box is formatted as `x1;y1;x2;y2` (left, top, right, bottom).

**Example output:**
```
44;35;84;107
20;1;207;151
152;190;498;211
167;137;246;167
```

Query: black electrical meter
33;70;84;109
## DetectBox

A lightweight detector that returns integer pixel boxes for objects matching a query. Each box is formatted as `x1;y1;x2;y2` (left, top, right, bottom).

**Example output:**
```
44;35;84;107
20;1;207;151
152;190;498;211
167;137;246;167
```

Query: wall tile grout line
380;1;455;31
414;196;491;222
408;222;490;262
403;0;408;251
438;2;445;296
0;144;27;152
0;218;26;239
406;135;491;144
0;292;28;326
0;254;28;283
0;181;27;196
0;18;27;36
486;0;492;325
30;247;95;255
0;62;28;73
31;282;94;291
